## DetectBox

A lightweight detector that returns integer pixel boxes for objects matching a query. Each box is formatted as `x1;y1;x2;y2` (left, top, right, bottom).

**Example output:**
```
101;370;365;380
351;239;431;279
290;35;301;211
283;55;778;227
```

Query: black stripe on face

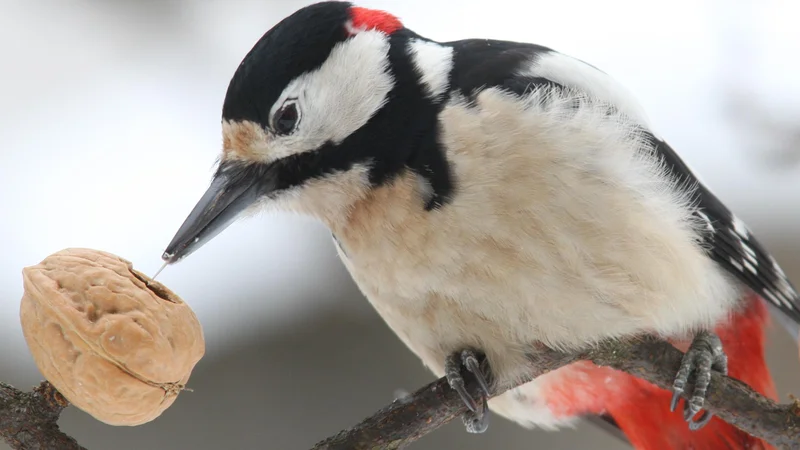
245;30;456;210
362;30;454;209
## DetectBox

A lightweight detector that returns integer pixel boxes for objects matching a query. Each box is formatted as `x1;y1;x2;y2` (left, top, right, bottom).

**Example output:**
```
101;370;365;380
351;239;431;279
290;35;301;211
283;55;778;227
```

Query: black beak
161;164;272;264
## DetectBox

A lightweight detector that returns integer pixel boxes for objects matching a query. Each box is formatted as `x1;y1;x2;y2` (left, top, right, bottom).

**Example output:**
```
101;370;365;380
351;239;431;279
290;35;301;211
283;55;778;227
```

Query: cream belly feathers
311;85;743;429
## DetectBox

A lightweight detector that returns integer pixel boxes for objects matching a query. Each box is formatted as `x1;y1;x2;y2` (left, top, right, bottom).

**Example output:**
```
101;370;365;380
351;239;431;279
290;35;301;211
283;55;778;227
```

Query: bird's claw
445;349;491;433
670;330;727;430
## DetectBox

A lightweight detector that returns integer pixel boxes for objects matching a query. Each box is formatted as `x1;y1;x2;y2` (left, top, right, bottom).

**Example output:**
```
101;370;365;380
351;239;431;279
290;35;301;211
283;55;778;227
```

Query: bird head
161;1;455;263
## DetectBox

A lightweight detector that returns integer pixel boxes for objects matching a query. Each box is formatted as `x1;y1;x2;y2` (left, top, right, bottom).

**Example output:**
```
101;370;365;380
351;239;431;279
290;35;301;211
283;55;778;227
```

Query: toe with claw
445;349;492;433
670;330;727;430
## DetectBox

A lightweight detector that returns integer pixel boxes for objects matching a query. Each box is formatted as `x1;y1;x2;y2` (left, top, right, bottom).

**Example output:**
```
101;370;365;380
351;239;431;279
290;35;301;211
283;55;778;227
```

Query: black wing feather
646;136;800;324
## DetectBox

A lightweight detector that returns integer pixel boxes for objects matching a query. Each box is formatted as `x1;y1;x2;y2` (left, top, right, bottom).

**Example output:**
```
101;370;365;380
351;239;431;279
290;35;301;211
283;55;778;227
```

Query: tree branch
2;339;799;450
0;381;86;450
311;338;800;450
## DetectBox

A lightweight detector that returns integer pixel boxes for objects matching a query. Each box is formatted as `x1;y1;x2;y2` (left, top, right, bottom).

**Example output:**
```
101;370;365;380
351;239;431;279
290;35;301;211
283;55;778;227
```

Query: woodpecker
161;2;800;448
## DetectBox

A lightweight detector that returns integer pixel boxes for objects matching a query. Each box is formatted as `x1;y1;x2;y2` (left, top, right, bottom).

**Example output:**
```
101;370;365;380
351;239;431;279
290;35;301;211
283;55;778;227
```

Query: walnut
19;248;205;426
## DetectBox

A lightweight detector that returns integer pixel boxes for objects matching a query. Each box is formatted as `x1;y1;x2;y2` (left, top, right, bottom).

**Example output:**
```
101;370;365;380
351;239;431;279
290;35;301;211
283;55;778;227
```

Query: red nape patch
347;6;403;35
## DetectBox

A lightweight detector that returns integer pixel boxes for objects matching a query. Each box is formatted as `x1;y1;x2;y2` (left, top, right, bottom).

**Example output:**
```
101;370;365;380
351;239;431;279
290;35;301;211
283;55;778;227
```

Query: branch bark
2;338;799;450
0;381;86;450
311;338;800;450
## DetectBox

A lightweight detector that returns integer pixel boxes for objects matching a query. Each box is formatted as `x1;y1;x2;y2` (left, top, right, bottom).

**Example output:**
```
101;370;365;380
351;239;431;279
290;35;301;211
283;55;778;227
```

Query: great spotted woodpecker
161;2;799;448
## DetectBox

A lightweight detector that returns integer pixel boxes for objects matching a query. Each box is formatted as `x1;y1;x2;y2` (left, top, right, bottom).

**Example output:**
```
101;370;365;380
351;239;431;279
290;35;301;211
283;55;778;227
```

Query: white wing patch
717;214;798;311
742;244;758;265
519;51;657;136
407;38;454;101
732;214;750;238
729;257;744;273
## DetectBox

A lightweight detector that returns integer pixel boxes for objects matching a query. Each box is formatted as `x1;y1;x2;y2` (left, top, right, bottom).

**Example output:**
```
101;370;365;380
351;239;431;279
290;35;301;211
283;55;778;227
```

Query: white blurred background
1;0;799;448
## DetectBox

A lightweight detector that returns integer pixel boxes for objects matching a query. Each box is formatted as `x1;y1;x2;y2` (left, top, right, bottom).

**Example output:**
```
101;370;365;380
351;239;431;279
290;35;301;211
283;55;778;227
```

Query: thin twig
0;381;87;450
312;338;800;450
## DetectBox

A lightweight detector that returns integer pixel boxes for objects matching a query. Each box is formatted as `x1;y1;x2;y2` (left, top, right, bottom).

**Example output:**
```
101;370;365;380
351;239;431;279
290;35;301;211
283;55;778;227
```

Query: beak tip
161;250;178;264
160;164;263;267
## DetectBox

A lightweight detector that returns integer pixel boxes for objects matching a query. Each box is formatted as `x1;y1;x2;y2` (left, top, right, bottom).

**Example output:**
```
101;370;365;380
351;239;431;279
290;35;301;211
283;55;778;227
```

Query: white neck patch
407;38;454;102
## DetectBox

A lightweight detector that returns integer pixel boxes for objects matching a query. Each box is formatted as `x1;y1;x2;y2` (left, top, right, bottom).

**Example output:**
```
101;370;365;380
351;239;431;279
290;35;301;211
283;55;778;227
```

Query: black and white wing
649;136;800;325
436;37;800;445
441;38;800;327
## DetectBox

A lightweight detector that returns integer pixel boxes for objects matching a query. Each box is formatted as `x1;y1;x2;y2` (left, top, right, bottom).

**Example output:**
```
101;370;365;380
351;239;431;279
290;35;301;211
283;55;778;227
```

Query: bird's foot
670;330;727;430
445;348;491;433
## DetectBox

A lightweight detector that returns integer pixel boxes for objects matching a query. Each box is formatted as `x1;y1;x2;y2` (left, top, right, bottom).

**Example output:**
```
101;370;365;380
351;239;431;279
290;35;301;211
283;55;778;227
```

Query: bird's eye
273;100;300;135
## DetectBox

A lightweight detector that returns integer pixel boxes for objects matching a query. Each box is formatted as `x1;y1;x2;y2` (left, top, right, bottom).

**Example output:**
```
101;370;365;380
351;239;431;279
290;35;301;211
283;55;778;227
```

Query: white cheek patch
407;38;453;101
266;30;396;162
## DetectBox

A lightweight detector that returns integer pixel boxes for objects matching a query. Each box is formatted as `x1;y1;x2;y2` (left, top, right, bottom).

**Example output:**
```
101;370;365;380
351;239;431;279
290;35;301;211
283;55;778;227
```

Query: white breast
328;84;741;428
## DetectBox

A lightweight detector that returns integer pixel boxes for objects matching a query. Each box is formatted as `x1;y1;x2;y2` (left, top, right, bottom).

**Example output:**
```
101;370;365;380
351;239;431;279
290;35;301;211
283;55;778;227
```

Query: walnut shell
19;248;205;426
